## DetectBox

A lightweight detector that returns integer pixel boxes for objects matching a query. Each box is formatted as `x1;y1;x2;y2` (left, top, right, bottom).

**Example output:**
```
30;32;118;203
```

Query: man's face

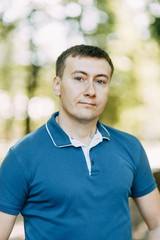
54;56;111;123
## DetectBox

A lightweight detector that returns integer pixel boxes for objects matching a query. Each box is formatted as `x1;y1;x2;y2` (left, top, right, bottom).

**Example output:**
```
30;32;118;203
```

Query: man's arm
0;211;17;240
134;187;160;240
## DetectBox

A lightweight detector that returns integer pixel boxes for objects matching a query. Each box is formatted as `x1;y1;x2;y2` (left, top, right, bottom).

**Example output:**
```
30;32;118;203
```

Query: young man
0;45;160;240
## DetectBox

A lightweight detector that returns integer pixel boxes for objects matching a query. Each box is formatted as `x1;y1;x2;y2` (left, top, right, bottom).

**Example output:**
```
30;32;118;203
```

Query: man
0;44;160;240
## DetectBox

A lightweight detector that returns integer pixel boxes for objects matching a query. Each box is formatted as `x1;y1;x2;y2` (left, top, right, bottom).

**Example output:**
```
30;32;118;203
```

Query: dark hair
56;44;114;78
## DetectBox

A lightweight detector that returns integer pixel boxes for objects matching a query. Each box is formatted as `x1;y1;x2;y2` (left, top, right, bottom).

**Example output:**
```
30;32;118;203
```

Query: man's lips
78;102;96;106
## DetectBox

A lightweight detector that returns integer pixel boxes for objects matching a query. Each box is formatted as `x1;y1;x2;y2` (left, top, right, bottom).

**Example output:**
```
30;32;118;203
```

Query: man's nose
83;81;96;97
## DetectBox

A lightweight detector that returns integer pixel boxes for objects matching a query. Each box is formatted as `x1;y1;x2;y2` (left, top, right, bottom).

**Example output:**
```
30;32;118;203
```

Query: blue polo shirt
0;112;156;240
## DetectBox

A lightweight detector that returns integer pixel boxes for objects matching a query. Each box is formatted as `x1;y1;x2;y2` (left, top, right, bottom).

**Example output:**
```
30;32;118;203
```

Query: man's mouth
79;102;96;106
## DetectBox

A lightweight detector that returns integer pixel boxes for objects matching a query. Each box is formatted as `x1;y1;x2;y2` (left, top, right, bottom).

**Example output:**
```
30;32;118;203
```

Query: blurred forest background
0;0;160;156
0;0;160;239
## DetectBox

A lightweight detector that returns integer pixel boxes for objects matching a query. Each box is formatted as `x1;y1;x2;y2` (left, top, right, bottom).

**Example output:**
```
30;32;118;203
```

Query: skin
134;188;160;240
0;55;160;239
0;212;16;240
53;56;111;144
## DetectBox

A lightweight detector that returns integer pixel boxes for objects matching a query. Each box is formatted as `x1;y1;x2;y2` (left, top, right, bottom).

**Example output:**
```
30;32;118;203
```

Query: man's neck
56;112;98;145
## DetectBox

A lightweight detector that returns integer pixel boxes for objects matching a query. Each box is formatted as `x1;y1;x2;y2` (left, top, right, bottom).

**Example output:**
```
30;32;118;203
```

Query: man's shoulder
12;124;47;152
101;123;141;146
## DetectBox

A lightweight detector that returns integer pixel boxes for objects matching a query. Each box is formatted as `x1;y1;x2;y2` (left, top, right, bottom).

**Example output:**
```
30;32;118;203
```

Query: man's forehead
63;55;111;78
64;55;109;67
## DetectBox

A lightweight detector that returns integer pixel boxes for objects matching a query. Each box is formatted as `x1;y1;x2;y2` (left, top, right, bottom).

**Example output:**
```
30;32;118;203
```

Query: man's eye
75;77;83;81
97;80;104;84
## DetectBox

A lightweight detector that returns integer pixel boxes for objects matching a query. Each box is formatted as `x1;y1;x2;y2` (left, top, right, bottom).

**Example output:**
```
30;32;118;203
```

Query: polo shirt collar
97;121;110;141
45;112;110;148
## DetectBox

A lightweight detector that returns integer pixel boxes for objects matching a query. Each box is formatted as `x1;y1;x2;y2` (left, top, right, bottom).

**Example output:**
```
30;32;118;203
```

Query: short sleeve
131;142;157;198
0;148;28;215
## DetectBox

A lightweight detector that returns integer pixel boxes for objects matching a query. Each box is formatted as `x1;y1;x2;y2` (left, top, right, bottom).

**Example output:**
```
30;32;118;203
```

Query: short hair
56;44;114;78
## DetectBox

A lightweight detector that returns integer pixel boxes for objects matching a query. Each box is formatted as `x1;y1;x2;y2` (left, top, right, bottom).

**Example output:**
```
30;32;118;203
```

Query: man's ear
53;76;61;96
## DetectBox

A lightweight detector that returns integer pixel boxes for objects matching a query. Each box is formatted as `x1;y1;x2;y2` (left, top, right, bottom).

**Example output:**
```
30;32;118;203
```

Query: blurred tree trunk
25;63;40;134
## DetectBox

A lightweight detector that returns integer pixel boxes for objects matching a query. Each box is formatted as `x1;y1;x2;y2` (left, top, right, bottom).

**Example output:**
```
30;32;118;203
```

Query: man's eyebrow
71;71;109;79
71;71;88;76
96;74;109;79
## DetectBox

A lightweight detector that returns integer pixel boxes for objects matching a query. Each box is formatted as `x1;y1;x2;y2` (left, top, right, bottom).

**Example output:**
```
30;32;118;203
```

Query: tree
0;0;116;136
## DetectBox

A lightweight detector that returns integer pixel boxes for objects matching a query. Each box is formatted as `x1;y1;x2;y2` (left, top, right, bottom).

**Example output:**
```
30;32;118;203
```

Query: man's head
53;45;113;123
56;44;114;79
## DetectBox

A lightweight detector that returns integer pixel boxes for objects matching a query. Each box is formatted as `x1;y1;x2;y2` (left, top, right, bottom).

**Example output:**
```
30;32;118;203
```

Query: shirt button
91;160;94;165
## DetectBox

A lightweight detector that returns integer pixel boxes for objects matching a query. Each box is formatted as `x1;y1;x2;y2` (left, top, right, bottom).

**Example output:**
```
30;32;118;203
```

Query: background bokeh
0;0;160;239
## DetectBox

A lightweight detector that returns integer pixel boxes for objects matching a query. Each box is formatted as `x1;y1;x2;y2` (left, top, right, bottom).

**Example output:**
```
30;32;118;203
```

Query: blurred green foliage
0;0;160;145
